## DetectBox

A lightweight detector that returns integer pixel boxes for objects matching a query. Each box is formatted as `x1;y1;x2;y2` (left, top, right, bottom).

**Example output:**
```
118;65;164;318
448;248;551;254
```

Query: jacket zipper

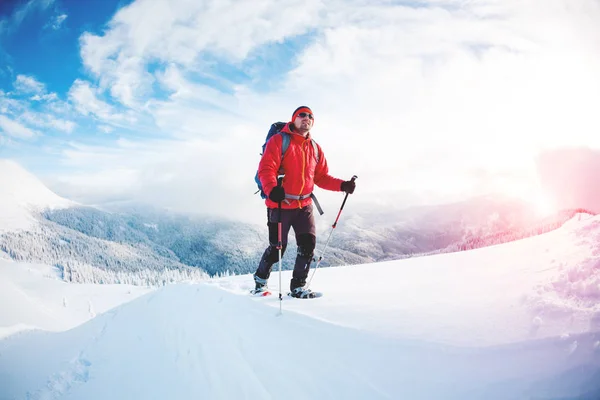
297;140;308;208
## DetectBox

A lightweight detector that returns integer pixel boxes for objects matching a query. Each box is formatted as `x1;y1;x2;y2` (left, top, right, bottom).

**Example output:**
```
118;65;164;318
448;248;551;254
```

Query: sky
1;0;600;223
1;212;600;398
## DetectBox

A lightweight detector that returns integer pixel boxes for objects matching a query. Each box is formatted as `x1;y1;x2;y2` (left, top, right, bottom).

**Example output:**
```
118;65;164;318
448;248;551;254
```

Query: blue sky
0;0;130;93
0;0;133;170
1;0;600;222
0;0;320;175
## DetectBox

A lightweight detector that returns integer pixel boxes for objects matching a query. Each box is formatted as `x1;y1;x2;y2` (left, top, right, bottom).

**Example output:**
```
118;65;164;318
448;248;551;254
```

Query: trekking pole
306;175;357;290
276;174;285;314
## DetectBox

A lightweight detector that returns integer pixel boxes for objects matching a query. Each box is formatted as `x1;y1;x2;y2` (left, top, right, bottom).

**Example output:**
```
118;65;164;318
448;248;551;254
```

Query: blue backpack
254;122;319;199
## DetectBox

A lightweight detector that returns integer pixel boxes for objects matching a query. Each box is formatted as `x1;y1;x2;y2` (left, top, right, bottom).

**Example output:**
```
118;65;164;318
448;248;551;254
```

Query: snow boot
251;275;270;296
289;287;321;299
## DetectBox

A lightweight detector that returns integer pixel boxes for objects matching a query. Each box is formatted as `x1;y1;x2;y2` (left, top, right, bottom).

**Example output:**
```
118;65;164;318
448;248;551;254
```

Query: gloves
341;180;356;194
268;186;286;202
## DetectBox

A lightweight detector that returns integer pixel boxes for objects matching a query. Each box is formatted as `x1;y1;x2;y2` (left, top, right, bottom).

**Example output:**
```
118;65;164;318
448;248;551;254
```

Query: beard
295;121;312;134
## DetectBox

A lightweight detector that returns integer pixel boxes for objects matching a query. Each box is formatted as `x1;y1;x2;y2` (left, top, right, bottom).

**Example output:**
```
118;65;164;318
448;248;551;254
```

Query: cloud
1;82;75;138
14;74;46;94
14;75;61;104
78;0;325;107
31;93;58;102
46;13;67;30
0;90;23;114
0;0;55;35
48;118;75;133
68;79;134;125
98;125;114;134
49;0;600;218
20;111;75;134
52;131;264;221
0;114;38;138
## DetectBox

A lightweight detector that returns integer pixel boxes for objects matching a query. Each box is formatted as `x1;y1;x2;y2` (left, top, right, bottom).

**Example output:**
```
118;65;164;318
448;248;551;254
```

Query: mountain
0;160;207;284
1;213;599;399
1;159;592;282
0;159;74;233
0;160;366;280
42;205;269;276
327;195;594;262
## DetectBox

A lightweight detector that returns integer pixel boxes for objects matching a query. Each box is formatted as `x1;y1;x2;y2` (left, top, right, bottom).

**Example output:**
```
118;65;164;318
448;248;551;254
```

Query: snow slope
1;213;600;399
216;213;600;347
0;159;74;232
0;260;153;339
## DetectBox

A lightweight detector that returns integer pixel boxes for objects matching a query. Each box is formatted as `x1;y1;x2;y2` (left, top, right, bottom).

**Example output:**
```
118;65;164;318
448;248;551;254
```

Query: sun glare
533;192;557;217
500;181;557;218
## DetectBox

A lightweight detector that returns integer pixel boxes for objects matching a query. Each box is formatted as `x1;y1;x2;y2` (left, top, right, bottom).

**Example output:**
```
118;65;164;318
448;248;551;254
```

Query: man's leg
254;208;292;287
290;205;316;291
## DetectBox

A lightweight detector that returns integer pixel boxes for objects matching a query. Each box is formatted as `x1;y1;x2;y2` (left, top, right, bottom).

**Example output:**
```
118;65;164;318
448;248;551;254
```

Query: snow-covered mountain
1;159;592;282
1;213;600;399
0;159;74;232
0;160;207;284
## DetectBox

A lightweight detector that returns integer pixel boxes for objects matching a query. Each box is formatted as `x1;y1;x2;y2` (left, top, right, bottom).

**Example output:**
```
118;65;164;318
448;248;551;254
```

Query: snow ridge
0;159;74;232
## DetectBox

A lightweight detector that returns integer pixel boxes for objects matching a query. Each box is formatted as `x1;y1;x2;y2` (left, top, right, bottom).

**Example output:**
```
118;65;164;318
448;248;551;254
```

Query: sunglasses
297;112;314;120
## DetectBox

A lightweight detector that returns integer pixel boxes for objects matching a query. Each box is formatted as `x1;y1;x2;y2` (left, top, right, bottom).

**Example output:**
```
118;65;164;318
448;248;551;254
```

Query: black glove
269;186;286;202
341;180;356;194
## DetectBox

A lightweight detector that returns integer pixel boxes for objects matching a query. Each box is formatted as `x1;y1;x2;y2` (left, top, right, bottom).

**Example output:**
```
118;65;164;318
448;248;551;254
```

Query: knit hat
291;106;314;122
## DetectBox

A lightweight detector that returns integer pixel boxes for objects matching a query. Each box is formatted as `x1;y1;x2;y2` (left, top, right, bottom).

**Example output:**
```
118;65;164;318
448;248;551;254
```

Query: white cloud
52;0;600;216
14;75;45;94
98;125;114;134
48;118;75;134
0;91;24;114
14;75;60;104
68;79;134;125
1;77;75;139
20;111;75;134
0;115;37;138
31;93;58;102
0;0;55;35
47;13;67;30
79;0;325;107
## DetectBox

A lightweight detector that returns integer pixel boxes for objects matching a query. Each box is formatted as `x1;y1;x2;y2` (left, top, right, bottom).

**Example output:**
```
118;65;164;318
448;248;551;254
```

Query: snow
1;214;600;399
0;261;152;339
0;159;75;232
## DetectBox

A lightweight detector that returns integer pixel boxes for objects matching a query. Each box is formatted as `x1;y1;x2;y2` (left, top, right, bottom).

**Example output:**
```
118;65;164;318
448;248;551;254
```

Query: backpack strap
277;132;290;175
279;133;318;164
280;132;290;160
310;139;319;163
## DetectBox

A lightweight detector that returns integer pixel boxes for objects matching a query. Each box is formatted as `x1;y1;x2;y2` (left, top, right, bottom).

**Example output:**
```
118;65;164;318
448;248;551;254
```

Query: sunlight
532;192;557;217
498;179;558;218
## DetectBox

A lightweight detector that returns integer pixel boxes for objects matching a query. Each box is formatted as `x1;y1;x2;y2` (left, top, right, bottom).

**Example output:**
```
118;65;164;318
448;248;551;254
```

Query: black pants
254;205;316;291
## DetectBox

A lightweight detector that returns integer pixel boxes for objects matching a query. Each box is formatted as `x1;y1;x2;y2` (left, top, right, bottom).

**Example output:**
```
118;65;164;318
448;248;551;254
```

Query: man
254;106;356;298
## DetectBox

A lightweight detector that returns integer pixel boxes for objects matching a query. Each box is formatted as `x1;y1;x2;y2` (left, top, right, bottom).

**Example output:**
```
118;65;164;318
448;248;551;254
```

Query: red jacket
258;123;344;209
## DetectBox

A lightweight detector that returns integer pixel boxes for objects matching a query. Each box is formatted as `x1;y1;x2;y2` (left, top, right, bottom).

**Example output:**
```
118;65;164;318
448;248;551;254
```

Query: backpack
254;122;320;199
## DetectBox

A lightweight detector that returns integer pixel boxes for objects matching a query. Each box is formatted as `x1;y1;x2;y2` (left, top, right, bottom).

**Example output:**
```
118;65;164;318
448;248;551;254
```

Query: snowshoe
288;287;322;299
250;288;272;297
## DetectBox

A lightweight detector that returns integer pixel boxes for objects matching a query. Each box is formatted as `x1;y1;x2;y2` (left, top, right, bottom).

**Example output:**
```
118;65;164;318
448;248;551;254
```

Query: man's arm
314;145;344;191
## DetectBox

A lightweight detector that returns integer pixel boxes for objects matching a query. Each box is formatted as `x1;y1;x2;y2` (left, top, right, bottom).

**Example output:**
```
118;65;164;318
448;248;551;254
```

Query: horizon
1;0;600;223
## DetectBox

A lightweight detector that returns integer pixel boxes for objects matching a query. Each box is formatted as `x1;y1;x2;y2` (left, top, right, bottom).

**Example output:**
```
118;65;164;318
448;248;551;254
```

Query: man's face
293;111;314;133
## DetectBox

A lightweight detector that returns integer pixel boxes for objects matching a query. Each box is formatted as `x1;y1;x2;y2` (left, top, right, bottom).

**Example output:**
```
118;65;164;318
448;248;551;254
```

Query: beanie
291;106;314;122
